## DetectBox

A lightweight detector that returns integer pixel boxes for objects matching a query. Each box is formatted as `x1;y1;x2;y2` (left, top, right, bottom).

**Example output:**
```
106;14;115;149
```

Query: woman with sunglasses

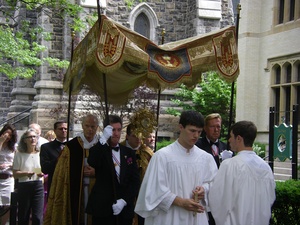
13;128;44;225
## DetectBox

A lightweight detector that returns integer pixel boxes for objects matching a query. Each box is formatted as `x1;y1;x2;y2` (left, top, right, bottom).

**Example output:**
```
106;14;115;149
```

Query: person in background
195;113;229;225
143;132;155;151
44;130;56;142
209;121;276;225
135;110;218;225
29;123;48;148
0;124;17;225
13;128;44;225
86;115;140;225
121;123;142;151
121;124;154;181
196;113;229;169
40;121;68;197
44;114;100;225
121;123;154;225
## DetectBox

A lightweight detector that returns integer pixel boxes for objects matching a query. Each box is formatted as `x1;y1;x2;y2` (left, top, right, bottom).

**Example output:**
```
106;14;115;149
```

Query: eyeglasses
25;136;37;139
57;128;67;131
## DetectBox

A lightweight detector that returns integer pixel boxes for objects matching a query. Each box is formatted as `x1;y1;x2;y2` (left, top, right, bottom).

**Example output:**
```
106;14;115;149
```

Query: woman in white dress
13;128;44;225
0;123;17;225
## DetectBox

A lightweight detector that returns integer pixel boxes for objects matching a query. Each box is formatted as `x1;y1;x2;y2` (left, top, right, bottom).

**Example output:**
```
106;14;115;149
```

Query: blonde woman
13;128;44;225
0;123;17;225
44;130;56;142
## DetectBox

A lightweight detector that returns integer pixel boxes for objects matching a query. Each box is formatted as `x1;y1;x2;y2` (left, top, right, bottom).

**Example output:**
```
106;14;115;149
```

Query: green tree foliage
166;71;236;138
0;0;88;79
156;139;173;151
0;25;70;78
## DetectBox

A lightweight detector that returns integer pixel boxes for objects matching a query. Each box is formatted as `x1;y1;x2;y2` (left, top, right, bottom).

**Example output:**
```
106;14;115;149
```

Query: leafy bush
253;142;266;158
270;179;300;224
156;140;173;151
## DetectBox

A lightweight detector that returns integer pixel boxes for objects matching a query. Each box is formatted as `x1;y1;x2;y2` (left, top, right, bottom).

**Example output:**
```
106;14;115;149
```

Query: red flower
126;157;133;165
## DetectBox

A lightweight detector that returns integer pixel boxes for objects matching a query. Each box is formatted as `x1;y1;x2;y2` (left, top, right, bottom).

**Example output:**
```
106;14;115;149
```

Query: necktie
112;148;120;182
58;140;66;151
210;141;219;156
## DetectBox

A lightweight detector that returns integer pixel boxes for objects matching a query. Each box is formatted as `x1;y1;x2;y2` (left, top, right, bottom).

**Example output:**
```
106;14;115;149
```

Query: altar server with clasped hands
135;110;218;225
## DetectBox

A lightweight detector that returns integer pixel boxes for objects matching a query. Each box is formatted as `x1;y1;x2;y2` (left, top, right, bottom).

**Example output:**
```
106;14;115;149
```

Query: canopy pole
96;0;107;119
154;28;165;152
96;0;102;28
155;88;161;151
97;2;116;214
67;83;72;142
102;73;109;122
66;31;75;141
226;3;241;149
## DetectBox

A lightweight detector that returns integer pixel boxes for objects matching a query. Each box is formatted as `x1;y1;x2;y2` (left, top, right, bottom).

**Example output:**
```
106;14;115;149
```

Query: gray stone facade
0;75;14;118
0;0;235;137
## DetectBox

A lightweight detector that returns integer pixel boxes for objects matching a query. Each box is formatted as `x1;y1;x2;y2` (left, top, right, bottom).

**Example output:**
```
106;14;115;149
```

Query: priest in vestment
44;114;100;225
209;121;276;225
135;110;218;225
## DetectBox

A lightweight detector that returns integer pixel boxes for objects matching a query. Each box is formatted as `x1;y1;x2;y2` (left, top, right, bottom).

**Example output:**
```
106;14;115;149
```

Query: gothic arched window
129;3;159;42
134;13;150;39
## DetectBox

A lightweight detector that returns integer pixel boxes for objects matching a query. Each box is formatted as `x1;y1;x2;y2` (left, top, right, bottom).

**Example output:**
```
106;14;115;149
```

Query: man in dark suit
40;121;67;195
86;115;140;225
195;113;228;168
195;113;228;225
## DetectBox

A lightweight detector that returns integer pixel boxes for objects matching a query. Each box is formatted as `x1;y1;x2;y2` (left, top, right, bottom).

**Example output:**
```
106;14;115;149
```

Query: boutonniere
126;157;133;165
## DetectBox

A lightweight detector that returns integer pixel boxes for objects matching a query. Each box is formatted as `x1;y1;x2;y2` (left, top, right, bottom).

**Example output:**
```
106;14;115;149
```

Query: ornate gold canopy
63;15;239;104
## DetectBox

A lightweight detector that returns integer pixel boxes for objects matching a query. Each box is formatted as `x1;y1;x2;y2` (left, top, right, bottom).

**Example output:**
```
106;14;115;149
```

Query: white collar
79;133;99;149
126;140;140;150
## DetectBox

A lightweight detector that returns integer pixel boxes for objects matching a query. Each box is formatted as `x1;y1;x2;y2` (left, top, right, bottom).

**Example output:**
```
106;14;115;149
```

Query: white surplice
135;140;218;225
209;150;276;225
